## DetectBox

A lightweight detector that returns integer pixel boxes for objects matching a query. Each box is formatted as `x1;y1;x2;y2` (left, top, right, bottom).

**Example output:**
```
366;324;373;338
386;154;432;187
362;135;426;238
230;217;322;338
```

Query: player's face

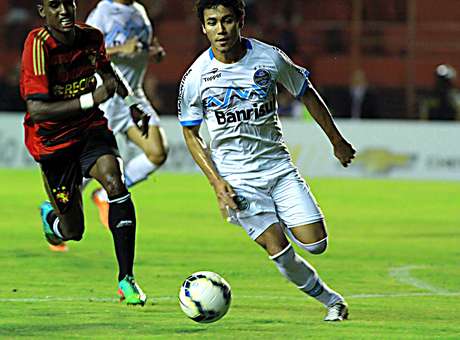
38;0;76;33
202;5;243;55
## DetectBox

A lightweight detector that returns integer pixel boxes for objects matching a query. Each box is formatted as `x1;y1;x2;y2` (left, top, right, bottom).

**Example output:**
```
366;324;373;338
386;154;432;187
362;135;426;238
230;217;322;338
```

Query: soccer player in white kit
179;0;356;321
85;0;168;227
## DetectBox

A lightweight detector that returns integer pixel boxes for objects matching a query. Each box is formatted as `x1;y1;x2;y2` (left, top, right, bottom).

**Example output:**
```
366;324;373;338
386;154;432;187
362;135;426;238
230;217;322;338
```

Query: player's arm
106;37;141;57
97;62;150;136
26;78;117;123
183;125;238;216
300;80;356;167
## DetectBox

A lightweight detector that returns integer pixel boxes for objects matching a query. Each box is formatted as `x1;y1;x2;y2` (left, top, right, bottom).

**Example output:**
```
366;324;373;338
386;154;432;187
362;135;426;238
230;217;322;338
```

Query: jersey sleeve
272;46;310;99
178;67;203;126
20;32;49;100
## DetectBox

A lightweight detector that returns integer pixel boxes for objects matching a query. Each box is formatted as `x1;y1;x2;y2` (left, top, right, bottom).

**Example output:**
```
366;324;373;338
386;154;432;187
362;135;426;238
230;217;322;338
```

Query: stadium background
1;0;460;119
0;1;459;338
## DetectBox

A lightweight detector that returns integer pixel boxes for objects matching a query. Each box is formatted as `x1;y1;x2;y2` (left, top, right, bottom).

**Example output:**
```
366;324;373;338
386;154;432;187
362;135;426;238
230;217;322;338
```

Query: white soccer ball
179;271;232;323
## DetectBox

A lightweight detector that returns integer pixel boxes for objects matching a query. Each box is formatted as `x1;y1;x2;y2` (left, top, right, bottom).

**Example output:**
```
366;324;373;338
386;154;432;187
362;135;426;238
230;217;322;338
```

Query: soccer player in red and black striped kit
20;0;148;305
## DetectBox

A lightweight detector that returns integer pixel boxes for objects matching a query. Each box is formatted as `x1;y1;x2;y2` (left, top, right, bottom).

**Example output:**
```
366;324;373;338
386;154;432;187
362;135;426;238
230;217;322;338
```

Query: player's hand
93;77;118;105
212;179;238;219
130;104;150;137
148;44;166;63
333;138;356;167
120;37;142;55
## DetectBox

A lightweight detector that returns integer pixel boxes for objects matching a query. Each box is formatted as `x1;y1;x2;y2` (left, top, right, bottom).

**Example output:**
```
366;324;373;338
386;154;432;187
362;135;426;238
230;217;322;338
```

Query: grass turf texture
1;169;459;339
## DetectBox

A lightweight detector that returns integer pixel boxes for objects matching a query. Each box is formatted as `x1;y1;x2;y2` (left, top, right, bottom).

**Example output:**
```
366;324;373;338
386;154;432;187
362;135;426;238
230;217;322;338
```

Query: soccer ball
179;271;232;323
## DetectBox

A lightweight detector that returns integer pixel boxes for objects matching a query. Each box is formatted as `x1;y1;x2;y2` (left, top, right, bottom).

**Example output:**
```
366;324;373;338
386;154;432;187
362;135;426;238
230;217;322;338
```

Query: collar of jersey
208;38;252;61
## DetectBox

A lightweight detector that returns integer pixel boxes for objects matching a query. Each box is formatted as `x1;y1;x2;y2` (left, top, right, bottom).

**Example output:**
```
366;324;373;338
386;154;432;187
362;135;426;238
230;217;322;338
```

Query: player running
85;0;168;228
20;0;148;305
179;0;356;321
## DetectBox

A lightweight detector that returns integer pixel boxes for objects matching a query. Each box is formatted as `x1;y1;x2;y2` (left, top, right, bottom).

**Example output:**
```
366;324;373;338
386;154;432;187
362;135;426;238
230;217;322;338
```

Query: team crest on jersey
52;187;70;204
253;69;271;88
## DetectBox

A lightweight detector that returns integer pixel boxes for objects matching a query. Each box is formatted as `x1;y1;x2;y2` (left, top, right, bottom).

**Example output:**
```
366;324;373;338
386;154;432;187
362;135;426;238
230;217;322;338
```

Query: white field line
389;265;451;294
1;292;459;303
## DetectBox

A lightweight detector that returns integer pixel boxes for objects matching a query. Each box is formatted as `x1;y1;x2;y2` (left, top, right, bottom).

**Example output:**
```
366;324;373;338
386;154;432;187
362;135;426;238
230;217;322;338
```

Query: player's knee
299;237;328;255
104;176;126;197
146;149;168;167
269;244;295;264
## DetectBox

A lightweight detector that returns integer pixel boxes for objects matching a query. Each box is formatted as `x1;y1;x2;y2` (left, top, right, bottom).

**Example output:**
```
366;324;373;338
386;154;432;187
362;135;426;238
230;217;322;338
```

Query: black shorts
40;127;119;213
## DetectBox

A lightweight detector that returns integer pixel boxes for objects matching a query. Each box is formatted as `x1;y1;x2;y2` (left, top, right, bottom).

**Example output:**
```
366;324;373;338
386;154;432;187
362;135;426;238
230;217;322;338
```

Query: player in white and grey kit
85;0;168;227
179;0;356;321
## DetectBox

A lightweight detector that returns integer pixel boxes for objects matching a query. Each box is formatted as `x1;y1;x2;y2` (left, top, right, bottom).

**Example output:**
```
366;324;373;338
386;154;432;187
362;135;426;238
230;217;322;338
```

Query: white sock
124;153;158;188
270;245;343;307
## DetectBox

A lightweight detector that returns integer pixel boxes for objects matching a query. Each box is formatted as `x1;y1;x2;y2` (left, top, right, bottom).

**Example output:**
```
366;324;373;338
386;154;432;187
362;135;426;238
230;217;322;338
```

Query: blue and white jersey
86;0;153;92
178;38;310;179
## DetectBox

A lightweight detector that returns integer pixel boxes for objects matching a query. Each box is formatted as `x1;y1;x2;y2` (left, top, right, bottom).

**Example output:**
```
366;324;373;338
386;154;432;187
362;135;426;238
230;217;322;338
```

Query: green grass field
1;169;459;339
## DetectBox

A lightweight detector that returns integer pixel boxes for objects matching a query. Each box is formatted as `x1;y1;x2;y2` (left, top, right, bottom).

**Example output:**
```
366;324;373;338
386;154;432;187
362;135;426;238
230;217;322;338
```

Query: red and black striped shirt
20;23;110;161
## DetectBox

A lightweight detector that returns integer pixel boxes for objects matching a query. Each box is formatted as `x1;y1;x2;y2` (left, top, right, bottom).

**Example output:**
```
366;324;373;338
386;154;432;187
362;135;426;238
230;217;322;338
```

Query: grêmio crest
253;69;271;88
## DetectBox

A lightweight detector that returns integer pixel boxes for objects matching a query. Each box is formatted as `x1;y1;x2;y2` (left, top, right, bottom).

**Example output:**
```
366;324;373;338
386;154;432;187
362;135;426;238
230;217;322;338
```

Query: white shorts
100;92;161;135
225;169;324;240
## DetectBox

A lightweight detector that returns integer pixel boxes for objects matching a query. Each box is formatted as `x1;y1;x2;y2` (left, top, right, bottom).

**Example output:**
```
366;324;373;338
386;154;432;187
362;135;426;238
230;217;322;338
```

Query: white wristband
79;93;94;110
124;95;139;107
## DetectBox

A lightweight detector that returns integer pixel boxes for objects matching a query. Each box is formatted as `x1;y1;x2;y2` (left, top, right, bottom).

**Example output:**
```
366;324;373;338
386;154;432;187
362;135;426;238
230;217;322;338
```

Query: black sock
108;192;136;282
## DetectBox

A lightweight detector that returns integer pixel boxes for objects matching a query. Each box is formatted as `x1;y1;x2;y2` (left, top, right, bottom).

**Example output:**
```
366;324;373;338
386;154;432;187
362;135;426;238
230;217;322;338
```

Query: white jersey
86;0;153;92
178;38;310;179
86;0;160;134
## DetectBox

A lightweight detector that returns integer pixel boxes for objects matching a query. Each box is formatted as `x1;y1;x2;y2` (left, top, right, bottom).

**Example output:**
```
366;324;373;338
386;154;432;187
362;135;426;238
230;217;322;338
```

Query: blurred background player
21;0;149;305
85;0;168;228
179;0;355;322
420;64;460;121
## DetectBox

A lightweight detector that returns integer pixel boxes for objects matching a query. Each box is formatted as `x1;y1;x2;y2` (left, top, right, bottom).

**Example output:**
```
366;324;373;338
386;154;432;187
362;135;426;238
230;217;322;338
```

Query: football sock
270;245;343;307
124;153;158;188
108;192;137;282
46;210;64;239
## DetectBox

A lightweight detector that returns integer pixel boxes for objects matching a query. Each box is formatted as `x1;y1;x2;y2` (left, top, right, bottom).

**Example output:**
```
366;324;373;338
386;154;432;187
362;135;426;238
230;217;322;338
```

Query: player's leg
241;214;345;320
270;171;348;321
271;170;329;253
81;127;146;304
124;123;168;187
91;111;168;228
89;154;134;278
39;158;86;251
88;153;146;305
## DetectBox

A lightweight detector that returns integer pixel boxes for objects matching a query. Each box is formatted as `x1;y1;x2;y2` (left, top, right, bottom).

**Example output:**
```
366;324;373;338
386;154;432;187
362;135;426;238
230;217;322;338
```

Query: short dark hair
194;0;245;24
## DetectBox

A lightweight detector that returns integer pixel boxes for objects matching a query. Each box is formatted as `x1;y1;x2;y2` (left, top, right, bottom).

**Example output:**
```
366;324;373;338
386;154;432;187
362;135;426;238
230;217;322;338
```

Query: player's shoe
39;201;68;251
118;275;147;306
324;301;349;321
91;188;109;229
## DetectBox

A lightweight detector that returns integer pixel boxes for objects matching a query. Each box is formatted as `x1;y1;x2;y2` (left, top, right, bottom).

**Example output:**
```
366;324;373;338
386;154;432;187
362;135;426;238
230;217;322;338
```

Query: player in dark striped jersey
20;0;148;305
